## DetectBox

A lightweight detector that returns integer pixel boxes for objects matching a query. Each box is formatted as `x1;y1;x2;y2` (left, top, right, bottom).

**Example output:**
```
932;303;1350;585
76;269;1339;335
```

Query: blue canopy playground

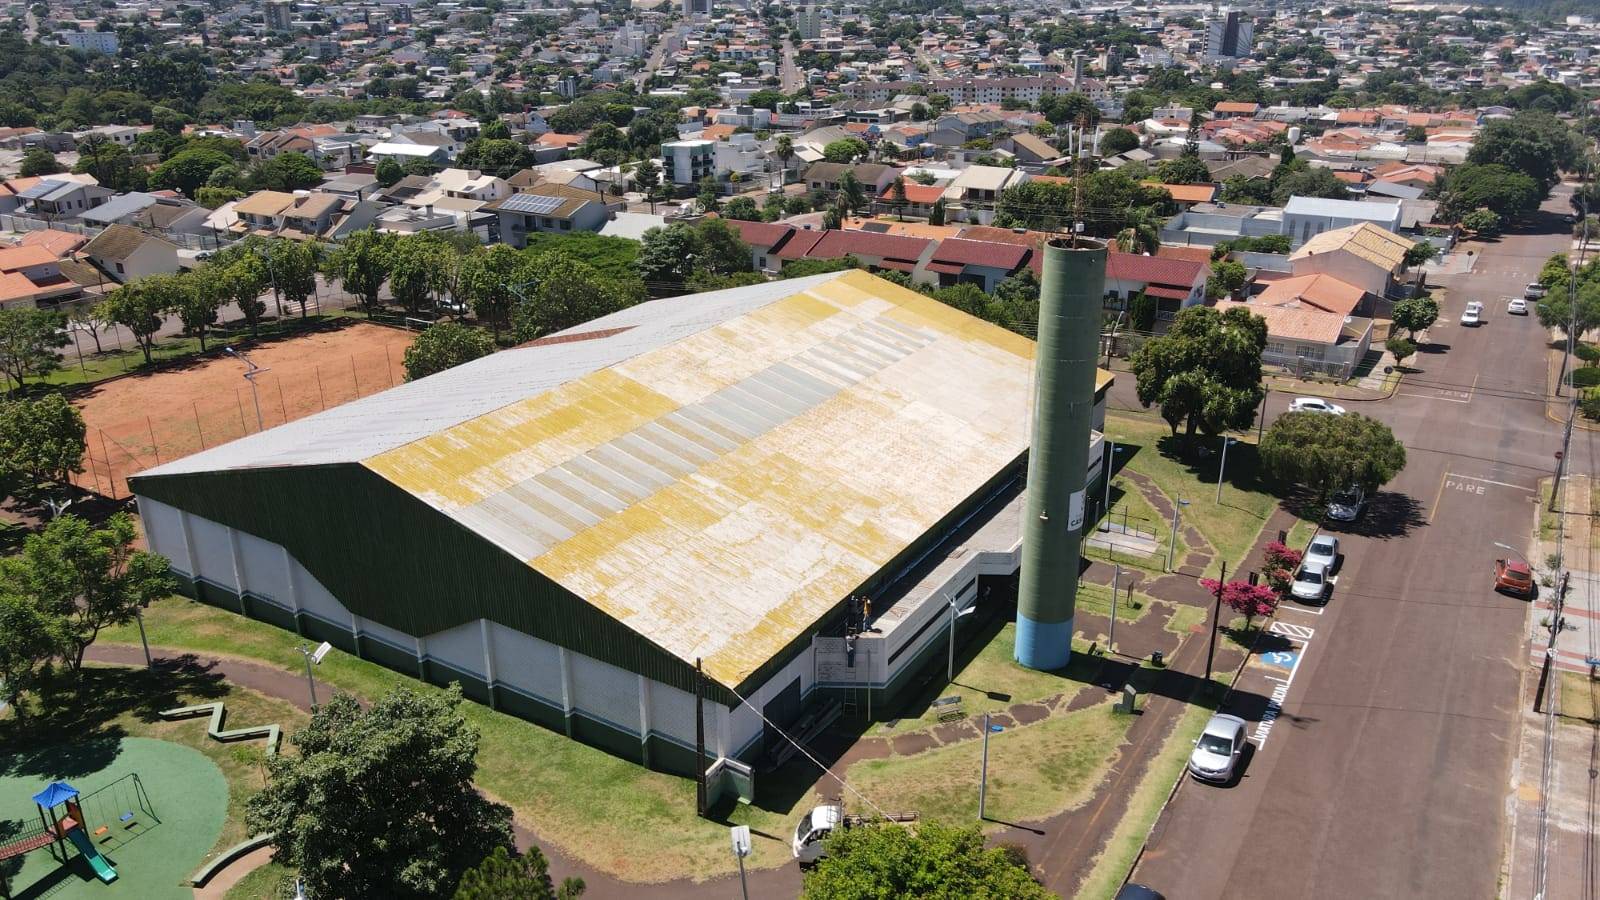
0;738;227;900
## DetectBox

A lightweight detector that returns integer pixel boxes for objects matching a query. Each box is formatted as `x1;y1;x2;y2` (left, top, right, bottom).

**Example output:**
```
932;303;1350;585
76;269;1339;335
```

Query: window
115;262;124;274
559;220;571;231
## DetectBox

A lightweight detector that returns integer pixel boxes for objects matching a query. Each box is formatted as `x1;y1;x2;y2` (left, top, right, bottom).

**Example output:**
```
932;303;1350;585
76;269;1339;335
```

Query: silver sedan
1189;714;1249;783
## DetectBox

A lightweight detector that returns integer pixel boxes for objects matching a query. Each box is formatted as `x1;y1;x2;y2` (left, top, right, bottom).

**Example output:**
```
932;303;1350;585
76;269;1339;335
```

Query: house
1215;298;1373;379
483;183;611;247
1212;101;1260;119
940;166;1028;225
1002;132;1062;166
1282;196;1405;247
16;178;115;222
1160;203;1285;247
723;220;801;273
804;162;900;197
1253;272;1366;317
80;224;182;283
17;229;87;258
923;238;1029;292
0;244;80;309
246;130;317;162
1100;252;1208;315
366;142;450;168
776;228;935;277
927;111;1008;147
277;193;348;240
875;180;945;218
232;191;300;234
1288;222;1410;300
1152;182;1219;207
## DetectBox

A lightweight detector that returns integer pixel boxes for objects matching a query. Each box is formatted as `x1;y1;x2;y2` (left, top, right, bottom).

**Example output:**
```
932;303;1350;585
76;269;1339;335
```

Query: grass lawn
867;617;1100;738
224;861;295;899
0;664;307;898
1162;603;1206;636
1089;472;1179;572
1103;413;1286;572
1073;701;1214;900
847;702;1131;827
1560;671;1598;725
100;597;809;883
1285;518;1319;553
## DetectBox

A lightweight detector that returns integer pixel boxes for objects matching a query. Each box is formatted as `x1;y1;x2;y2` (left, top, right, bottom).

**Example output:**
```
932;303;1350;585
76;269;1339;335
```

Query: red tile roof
929;238;1029;271
726;220;795;249
775;229;827;260
807;229;931;264
1105;252;1205;288
878;182;945;205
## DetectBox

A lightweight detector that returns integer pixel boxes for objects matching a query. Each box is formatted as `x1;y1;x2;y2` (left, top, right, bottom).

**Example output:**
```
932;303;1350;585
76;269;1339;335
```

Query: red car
1494;559;1534;598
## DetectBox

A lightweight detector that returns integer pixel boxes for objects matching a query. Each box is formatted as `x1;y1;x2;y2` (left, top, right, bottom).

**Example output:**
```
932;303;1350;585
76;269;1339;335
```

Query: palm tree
1114;207;1162;255
773;135;794;187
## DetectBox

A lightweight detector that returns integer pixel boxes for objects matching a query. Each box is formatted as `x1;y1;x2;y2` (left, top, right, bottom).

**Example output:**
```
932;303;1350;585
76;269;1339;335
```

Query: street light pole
1217;437;1237;503
1102;440;1121;527
1167;499;1189;572
1205;561;1227;683
978;712;992;820
946;594;975;683
135;608;152;668
1257;389;1269;443
1494;541;1529;567
1109;564;1121;655
296;642;330;709
226;347;269;432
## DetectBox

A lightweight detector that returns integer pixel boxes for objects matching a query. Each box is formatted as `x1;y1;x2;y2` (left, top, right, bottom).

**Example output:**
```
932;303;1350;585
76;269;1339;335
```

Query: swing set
0;774;160;899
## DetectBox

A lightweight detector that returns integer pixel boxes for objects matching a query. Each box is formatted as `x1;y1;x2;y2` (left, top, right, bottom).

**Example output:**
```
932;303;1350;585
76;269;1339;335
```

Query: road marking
1250;624;1314;750
1281;602;1324;616
1397;391;1472;403
1270;621;1316;640
1428;468;1450;523
1444;473;1536;492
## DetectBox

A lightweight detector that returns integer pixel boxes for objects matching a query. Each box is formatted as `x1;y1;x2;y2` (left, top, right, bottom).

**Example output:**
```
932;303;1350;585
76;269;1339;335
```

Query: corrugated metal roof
140;271;1048;689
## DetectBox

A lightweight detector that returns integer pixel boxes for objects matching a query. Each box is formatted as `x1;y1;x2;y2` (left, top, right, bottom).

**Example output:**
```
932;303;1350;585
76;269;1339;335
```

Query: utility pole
978;712;992;820
1205;561;1227;683
1109;564;1121;655
694;657;706;818
1217;437;1237;503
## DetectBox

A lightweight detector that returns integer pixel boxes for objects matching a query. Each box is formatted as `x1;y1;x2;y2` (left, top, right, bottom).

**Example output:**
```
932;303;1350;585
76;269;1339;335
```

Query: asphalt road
1132;191;1591;899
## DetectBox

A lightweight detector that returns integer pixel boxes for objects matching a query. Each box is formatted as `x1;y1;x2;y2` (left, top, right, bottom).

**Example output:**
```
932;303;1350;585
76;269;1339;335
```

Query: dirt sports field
72;322;414;498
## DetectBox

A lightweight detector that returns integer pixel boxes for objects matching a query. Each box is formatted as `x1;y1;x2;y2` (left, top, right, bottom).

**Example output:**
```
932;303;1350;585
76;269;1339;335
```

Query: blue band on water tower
1014;613;1073;671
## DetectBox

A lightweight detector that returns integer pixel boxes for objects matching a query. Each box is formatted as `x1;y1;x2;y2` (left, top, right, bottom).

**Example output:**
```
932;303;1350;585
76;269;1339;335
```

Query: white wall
488;622;564;706
237;530;291;609
140;498;191;574
422;620;486;678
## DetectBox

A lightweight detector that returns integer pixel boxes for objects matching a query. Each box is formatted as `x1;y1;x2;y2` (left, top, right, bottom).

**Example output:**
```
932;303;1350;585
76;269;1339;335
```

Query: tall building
264;0;294;32
1205;8;1254;63
59;31;119;54
1071;52;1087;92
794;5;822;41
682;0;712;16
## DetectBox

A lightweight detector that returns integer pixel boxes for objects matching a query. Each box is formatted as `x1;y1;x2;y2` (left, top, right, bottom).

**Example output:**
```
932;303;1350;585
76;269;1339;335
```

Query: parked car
1188;713;1248;783
1525;282;1547;299
1291;561;1331;601
1493;559;1535;598
1327;485;1367;522
1304;534;1339;573
1459;301;1483;326
1507;297;1529;315
1289;397;1346;415
1115;886;1168;900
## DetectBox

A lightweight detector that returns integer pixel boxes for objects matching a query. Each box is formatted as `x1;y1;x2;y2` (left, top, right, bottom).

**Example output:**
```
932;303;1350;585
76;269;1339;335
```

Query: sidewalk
1503;475;1600;899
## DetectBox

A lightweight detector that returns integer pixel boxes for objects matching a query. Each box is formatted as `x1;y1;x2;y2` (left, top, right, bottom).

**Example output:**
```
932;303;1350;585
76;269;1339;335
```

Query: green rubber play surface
0;737;227;899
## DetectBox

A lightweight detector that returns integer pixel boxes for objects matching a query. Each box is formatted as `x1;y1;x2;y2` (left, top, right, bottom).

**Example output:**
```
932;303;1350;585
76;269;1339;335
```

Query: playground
70;321;413;499
0;737;227;899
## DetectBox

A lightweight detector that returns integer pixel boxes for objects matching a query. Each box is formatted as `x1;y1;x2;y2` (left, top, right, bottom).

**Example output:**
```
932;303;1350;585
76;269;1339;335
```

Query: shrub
1575;342;1599;366
1200;579;1281;630
1385;335;1416;362
1581;390;1600;422
1569;367;1600;389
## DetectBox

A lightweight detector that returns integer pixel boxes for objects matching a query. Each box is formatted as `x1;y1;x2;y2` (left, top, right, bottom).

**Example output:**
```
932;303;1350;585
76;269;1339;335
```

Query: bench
931;695;964;723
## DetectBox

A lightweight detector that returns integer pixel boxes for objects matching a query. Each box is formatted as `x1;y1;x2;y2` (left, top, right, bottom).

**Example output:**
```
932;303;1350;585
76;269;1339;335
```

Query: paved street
1132;189;1592;898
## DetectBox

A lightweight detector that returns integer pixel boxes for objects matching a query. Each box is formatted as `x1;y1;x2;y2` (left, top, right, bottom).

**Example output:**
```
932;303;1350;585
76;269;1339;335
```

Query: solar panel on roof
499;193;566;215
17;181;65;200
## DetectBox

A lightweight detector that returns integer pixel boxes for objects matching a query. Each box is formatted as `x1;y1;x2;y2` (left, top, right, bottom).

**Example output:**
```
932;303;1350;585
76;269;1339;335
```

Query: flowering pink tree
1201;579;1281;631
1261;541;1303;596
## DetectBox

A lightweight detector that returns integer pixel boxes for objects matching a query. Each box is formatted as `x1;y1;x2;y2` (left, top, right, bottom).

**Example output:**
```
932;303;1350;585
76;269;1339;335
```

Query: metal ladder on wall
841;687;859;719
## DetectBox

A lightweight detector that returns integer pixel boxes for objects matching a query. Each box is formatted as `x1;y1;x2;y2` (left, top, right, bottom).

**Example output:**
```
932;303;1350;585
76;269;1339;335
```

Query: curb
189;833;276;887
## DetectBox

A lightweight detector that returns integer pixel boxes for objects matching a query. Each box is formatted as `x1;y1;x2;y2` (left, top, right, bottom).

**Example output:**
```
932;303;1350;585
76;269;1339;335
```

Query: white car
1291;561;1331;602
1525;282;1547;300
1288;397;1346;415
1507;297;1529;315
1304;534;1339;573
1460;301;1483;326
1188;713;1248;784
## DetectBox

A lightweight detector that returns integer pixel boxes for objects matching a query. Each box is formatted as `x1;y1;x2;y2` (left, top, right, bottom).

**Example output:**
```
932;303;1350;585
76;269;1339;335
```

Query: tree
512;253;639;341
1205;259;1248;300
632;159;661;213
19;148;62;177
1271;166;1348;205
1200;579;1280;631
1131;305;1267;448
151;147;236;197
1403;241;1439;271
1158;155;1212;185
453;845;584;900
887;176;909;220
1385;334;1416;363
822;138;868;163
0;589;65;718
1402;125;1428;144
0;393;85;485
196;186;244;209
376;157;405;188
722;196;760;221
1259;411;1407;504
102;279;172;364
268;239;320;318
780;257;861;279
1129;291;1157;333
1537;281;1600;342
403;323;496;381
173;269;221;351
773;134;795;182
246;685;515;900
694;219;754;277
251;151;324;192
801;821;1052;900
455;139;534;179
1439;163;1541;221
67;302;112;355
3;513;174;671
456;245;521;340
0;307;68;388
1099;127;1140;156
224;251;269;338
637;223;700;287
388;235;448;315
1390;296;1439;339
838;170;867;216
327;229;395;313
928;197;946;226
1466;110;1579;194
1459;208;1502;237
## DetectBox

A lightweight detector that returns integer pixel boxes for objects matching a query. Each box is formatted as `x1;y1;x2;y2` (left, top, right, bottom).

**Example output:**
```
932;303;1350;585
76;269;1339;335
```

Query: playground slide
63;825;117;883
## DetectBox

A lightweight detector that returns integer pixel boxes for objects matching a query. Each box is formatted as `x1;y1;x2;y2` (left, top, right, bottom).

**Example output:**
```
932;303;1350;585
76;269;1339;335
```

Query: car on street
1291;561;1331;601
1115;886;1168;900
1304;534;1339;573
1525;282;1547;299
1327;485;1367;522
1493;558;1535;598
1507;297;1529;315
1288;397;1346;415
1188;713;1249;783
1460;301;1483;326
